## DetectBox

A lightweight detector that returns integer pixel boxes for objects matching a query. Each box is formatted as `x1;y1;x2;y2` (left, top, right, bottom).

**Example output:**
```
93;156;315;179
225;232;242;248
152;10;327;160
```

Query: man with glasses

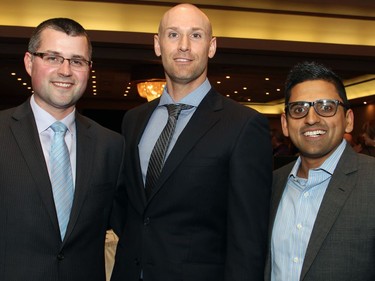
264;61;375;281
0;18;125;281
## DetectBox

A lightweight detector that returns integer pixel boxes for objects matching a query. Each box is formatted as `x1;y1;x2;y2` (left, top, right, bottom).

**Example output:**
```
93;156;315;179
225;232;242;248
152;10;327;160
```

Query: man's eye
191;33;202;39
168;32;178;38
320;105;334;112
70;59;85;66
46;56;59;62
293;106;306;114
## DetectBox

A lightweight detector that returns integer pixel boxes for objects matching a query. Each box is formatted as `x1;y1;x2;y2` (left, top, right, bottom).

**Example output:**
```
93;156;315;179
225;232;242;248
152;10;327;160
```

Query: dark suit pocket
182;262;224;281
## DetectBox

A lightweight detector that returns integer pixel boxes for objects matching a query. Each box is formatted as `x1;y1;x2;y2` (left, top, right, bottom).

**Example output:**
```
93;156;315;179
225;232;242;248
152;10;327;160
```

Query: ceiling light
243;87;247;90
137;79;166;101
265;77;270;80
226;76;230;79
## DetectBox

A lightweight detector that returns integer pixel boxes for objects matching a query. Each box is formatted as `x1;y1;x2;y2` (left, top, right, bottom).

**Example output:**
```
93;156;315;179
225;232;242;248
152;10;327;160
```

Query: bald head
158;4;213;38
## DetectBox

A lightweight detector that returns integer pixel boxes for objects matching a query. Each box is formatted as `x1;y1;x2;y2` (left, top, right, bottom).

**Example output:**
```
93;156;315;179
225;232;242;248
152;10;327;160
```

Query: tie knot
165;104;193;118
51;121;68;134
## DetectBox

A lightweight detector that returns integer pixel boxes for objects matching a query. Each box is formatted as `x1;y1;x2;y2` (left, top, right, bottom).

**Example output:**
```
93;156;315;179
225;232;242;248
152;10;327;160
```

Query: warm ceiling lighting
137;79;166;101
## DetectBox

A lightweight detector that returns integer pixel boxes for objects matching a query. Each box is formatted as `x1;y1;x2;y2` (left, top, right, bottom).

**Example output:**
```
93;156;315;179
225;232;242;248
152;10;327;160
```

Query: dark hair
28;18;92;59
284;61;350;108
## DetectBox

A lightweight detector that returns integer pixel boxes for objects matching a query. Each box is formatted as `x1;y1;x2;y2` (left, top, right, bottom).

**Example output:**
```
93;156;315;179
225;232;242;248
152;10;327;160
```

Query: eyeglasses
31;52;92;71
285;99;347;119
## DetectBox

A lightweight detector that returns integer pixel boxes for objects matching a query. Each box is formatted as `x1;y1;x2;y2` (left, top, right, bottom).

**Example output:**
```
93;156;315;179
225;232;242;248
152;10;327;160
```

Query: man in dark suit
0;18;125;281
264;61;375;281
111;3;272;281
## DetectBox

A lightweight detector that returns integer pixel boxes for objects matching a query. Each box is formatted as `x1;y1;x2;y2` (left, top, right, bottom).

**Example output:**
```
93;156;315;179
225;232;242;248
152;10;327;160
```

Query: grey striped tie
50;121;74;240
145;104;193;199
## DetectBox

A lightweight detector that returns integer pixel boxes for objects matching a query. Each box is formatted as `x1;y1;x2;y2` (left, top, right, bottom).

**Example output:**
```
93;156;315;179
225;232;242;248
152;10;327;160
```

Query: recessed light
217;81;221;84
226;76;230;79
364;101;367;104
243;87;247;90
276;88;280;91
226;94;230;97
266;92;269;95
11;73;16;76
265;77;270;81
92;76;96;79
234;91;238;94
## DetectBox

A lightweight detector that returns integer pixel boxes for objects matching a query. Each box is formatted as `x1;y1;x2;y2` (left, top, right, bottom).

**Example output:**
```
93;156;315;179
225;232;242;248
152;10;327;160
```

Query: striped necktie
145;104;193;199
50;121;74;240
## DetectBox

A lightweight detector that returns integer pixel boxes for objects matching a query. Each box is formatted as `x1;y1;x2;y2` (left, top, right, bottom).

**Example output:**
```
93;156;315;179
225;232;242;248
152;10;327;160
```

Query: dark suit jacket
0;100;125;281
264;144;375;281
111;88;273;281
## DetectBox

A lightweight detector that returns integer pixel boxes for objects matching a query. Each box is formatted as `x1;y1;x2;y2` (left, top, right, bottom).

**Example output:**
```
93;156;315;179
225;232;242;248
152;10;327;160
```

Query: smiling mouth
174;58;192;62
53;82;73;88
303;130;326;137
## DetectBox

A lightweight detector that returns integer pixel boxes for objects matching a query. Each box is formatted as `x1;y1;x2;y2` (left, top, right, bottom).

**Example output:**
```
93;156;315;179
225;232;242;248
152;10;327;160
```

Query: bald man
111;4;272;281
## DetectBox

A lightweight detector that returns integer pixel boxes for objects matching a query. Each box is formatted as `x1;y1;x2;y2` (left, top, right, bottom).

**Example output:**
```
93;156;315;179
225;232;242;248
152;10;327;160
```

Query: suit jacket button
134;258;140;266
143;217;150;226
57;253;64;260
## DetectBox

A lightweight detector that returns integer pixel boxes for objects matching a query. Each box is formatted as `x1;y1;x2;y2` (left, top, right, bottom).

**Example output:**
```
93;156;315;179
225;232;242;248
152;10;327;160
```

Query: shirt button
304;192;310;198
144;217;150;226
293;257;299;263
297;223;302;230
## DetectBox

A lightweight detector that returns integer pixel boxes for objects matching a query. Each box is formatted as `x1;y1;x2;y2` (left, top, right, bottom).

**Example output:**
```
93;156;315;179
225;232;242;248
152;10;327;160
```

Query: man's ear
24;52;33;76
154;34;161;57
281;113;290;137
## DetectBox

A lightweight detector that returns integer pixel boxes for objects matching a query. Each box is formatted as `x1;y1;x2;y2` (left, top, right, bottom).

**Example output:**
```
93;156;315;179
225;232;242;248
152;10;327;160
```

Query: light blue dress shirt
30;95;77;186
271;139;347;281
138;79;211;186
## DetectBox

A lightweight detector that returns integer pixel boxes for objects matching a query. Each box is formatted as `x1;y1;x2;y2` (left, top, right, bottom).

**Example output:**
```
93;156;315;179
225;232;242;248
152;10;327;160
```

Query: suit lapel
63;114;95;243
131;100;159;207
300;146;358;280
147;89;222;202
10;101;61;235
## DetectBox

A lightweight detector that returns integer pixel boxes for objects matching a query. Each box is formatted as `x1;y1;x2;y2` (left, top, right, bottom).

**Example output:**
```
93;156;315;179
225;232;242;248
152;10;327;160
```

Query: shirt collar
30;95;76;134
159;78;211;107
289;139;347;179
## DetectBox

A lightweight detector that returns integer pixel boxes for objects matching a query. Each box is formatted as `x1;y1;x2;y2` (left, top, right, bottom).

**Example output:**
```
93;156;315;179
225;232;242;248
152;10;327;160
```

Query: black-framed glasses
31;52;92;71
285;99;348;119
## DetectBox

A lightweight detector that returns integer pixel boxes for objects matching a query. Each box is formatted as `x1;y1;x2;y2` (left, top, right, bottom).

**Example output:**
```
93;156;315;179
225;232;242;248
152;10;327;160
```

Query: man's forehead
289;81;339;99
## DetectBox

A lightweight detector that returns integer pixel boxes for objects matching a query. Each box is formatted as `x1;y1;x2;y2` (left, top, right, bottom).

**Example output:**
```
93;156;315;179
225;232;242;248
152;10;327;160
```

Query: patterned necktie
50;121;74;240
145;104;193;199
